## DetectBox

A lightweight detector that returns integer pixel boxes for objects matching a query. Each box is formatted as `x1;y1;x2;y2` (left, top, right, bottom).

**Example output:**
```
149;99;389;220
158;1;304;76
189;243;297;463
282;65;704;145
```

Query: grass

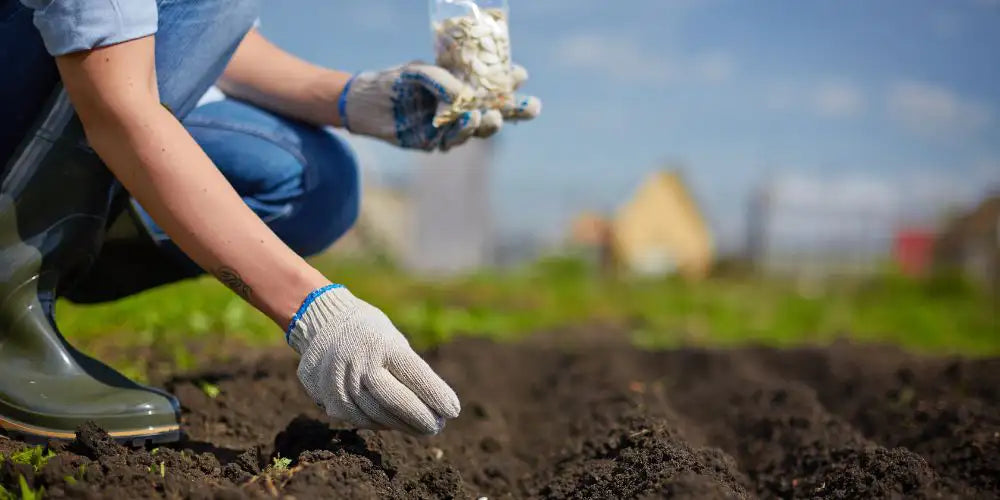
269;456;292;473
196;380;222;399
0;476;43;500
1;447;56;473
0;447;54;500
55;254;998;379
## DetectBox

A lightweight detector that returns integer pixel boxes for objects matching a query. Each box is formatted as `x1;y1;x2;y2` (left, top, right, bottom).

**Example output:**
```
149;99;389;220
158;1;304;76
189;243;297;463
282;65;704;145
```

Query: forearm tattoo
216;266;253;300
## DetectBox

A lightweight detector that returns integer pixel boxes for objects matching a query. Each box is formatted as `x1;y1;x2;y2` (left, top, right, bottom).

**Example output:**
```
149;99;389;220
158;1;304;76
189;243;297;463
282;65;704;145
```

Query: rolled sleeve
21;0;158;56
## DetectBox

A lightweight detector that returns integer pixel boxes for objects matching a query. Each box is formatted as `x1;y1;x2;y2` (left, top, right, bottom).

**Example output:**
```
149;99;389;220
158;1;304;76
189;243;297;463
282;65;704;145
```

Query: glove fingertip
441;396;461;420
440;111;480;151
428;379;461;419
476;109;503;138
512;95;542;119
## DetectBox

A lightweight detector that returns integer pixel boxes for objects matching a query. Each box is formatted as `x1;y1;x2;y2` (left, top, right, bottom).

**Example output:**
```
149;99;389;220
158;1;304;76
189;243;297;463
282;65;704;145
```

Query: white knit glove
338;61;541;152
287;285;461;435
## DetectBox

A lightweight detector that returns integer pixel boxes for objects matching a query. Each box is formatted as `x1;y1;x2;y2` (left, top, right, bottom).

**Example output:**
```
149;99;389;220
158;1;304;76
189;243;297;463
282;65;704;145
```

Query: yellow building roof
611;169;714;279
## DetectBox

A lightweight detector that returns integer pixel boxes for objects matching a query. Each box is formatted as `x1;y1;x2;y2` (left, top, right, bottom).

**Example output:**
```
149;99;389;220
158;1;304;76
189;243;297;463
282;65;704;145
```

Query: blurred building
893;228;936;278
745;177;899;279
609;170;714;280
567;211;614;271
405;139;495;276
934;194;1000;292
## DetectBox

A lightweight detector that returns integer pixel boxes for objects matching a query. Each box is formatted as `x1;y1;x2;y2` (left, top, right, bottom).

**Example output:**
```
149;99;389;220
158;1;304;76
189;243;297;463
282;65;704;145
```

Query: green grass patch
56;255;998;379
2;447;56;473
0;476;44;500
196;380;221;399
269;456;292;473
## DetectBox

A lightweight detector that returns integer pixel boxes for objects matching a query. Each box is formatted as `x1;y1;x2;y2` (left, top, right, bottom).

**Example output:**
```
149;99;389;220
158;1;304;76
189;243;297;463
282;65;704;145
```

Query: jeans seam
185;117;310;229
185;118;310;167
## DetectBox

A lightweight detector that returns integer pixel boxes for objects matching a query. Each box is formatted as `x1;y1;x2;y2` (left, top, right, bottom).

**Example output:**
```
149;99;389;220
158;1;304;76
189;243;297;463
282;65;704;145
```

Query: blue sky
258;0;1000;252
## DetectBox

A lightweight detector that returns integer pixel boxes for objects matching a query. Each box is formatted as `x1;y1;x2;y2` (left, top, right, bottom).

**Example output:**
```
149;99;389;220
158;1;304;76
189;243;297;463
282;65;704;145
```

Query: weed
270;456;292;473
0;476;44;500
147;462;166;478
9;447;55;472
197;380;221;399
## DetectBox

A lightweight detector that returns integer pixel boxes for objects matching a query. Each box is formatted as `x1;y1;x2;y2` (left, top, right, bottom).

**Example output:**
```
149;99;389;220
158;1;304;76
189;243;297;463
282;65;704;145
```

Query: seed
479;36;497;53
433;8;515;124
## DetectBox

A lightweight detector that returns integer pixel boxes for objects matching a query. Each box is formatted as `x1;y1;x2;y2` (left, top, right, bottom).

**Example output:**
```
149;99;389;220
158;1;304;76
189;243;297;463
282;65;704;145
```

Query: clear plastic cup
429;0;513;101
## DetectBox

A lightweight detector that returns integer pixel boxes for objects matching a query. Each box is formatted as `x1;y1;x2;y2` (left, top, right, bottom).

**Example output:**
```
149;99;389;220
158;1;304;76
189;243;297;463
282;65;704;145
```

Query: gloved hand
338;61;541;152
287;285;461;435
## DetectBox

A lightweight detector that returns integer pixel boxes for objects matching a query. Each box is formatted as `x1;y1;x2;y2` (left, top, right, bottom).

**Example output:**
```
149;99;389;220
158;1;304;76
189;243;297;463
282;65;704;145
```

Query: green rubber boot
0;86;181;445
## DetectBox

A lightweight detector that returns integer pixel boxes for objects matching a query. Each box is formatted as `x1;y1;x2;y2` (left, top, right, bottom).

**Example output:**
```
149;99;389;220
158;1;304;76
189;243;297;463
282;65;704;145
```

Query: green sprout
271;456;292;472
197;380;221;399
0;476;44;500
9;447;55;472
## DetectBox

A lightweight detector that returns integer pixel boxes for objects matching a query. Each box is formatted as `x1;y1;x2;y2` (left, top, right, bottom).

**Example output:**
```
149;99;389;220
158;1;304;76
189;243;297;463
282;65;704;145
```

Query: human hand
287;286;461;435
338;61;540;152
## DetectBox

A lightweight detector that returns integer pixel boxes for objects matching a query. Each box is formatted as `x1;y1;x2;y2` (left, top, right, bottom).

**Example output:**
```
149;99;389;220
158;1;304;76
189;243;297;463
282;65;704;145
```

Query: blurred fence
743;178;987;282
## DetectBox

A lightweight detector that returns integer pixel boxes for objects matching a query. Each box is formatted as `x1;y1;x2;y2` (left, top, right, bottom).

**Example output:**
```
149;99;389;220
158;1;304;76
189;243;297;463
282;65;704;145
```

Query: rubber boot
0;86;181;445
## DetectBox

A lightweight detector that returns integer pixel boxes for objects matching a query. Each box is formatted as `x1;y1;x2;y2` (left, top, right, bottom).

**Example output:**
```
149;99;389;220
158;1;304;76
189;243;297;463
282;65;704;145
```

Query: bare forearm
86;107;328;325
55;37;328;327
216;30;350;127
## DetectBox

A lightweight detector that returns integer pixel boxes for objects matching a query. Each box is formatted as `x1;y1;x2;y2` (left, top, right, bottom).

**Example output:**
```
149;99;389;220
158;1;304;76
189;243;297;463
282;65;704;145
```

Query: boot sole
0;414;181;447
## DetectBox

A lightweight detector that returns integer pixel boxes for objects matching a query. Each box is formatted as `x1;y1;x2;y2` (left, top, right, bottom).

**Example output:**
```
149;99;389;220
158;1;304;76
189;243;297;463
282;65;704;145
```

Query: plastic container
429;0;513;100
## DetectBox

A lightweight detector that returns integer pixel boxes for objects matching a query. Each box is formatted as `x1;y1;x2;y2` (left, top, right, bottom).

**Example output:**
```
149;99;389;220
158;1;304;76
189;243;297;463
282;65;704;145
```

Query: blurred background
59;0;999;379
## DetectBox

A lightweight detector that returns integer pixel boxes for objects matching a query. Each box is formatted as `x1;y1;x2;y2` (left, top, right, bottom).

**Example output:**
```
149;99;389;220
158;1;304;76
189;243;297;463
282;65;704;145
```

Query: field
1;256;998;498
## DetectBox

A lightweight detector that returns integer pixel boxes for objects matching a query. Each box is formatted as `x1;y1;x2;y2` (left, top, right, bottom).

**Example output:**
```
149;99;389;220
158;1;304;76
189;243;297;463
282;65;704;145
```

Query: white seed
478;50;500;64
479;36;497;53
433;8;514;122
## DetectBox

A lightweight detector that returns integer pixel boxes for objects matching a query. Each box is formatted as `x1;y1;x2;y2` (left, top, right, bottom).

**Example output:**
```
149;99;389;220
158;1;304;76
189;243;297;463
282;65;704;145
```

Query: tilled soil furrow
648;348;947;499
1;334;997;499
754;343;1000;496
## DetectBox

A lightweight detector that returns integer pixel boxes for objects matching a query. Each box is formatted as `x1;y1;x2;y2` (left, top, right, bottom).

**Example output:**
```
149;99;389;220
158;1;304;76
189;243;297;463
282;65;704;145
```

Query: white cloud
886;81;991;137
552;34;735;85
763;78;866;118
554;34;673;84
769;168;992;226
772;174;899;212
812;80;865;118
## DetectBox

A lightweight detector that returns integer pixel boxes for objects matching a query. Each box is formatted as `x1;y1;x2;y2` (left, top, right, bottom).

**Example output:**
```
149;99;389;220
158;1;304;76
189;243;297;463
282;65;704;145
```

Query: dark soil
2;329;998;499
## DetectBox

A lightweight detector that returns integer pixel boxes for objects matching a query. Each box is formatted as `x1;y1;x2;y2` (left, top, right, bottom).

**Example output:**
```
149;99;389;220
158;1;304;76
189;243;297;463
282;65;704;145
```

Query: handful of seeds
433;7;513;126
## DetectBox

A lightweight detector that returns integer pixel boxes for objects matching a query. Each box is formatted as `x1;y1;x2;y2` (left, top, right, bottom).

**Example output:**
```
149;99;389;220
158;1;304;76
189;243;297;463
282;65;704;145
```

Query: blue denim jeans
1;0;359;289
135;98;361;276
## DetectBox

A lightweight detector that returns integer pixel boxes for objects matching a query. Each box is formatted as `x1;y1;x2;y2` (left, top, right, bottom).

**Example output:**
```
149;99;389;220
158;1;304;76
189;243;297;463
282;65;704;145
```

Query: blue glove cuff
285;284;345;344
338;74;358;132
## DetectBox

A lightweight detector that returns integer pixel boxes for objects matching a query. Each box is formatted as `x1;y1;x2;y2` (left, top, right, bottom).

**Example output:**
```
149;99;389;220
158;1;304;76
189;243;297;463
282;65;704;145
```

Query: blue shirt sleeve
20;0;158;56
